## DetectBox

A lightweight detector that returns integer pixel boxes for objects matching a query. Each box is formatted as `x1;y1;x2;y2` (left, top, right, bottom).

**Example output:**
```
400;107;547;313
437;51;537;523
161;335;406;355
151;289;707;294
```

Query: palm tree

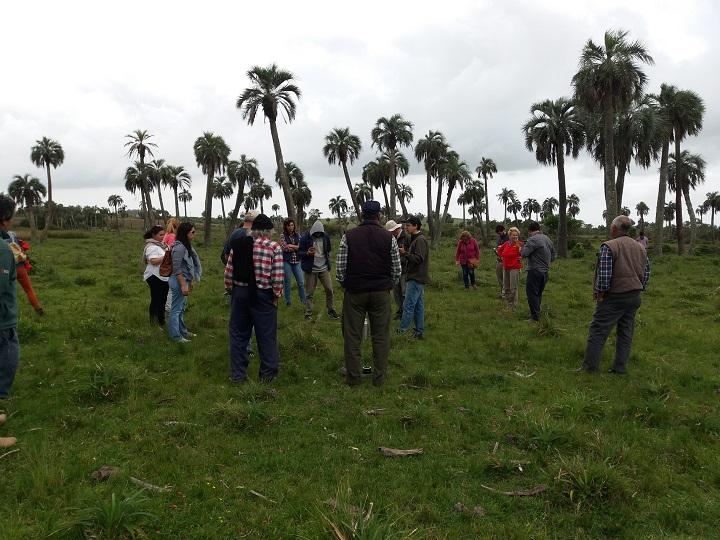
362;160;388;210
523;198;540;221
459;180;486;227
572;29;654;228
566;193;581;218
30;136;64;240
194;132;231;246
497;188;516;221
124;162;148;216
354;182;374;205
371;114;414;218
438;154;471;244
414;130;447;240
291;178;312;230
475;157;497;237
178;189;192;218
146;159;168;218
166;165;191;218
328;195;348;221
323;127;362;219
507;198;522;224
664;202;676;228
381;150;410;216
277;161;305;189
212;176;234;226
397;184;413;217
236;64;300;221
703;191;720;241
523;97;586;256
226;155;260;233
250;179;273;214
696;204;707;224
124;130;157;228
541;197;559;219
107;194;124;230
272;204;280;217
635;201;649;226
669;150;705;254
8;174;46;241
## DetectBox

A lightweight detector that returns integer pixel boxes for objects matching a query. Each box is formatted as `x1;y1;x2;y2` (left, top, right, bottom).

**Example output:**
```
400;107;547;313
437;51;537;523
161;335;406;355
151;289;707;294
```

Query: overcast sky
1;0;718;226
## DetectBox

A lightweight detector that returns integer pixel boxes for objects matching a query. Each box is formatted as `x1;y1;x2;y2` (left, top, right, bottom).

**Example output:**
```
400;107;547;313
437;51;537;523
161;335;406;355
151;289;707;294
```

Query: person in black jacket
397;216;429;339
299;220;339;320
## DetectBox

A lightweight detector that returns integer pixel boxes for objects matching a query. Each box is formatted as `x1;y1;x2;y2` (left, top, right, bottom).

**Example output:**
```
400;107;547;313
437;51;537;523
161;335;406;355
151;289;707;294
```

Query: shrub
570;243;585;259
73;364;128;404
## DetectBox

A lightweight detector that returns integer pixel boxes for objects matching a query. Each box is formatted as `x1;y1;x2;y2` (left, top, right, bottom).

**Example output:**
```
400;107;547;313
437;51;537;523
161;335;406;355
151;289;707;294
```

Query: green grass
1;228;719;538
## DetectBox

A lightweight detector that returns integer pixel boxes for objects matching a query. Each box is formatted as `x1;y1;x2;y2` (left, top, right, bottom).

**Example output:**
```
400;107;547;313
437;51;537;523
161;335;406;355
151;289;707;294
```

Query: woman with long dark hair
280;218;306;306
168;222;202;342
143;225;169;326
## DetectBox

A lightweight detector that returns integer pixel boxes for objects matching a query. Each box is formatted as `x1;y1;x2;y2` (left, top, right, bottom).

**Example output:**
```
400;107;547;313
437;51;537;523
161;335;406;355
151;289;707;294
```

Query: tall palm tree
166;165;191;218
460;181;487;239
178;189;192;218
323;127;362;219
664;202;676;228
507;198;522;224
328;196;348;221
497;188;516;221
438;154;471;244
522;97;585;256
703;191;720;241
696;204;707;224
277;161;305;189
107;194;124;230
541;197;559;219
124;162;148;217
669;150;705;254
212;176;234;225
250;179;272;214
354;182;374;205
124;130;157;228
194;132;231;246
362;160;388;211
8;174;46;241
272;204;280;217
30;136;64;240
567;193;581;218
397;184;414;217
226;155;260;233
291;178;312;230
475;157;497;237
523;198;541;221
381;150;410;216
635;201;649;226
414;130;447;240
572;29;654;228
236;64;300;221
146;159;168;218
371;114;414;218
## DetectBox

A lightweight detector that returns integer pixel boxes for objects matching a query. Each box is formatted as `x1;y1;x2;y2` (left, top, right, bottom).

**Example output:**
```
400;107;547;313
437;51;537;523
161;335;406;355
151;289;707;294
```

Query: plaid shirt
280;233;299;264
336;234;401;285
595;244;651;292
224;235;284;297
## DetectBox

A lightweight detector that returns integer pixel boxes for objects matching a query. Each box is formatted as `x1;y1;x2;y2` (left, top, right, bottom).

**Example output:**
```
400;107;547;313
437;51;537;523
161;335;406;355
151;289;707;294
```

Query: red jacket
497;240;523;270
455;238;480;265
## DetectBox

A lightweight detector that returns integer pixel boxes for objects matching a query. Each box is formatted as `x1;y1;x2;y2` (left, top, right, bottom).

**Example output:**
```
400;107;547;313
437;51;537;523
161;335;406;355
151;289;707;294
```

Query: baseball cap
384;220;402;232
244;209;260;222
401;215;422;227
362;200;382;214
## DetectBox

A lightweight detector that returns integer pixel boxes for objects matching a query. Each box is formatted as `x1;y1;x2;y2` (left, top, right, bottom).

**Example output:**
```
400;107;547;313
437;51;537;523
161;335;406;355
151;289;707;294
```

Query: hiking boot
328;310;340;320
411;330;424;340
0;436;16;448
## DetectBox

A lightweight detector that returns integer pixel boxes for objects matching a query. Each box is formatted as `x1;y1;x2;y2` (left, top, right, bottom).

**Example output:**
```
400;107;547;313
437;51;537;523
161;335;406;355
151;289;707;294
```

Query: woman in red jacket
455;230;480;289
496;226;523;311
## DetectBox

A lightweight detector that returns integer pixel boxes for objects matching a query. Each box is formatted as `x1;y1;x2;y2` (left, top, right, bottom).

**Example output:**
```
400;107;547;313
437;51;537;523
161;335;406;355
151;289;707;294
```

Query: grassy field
1;227;719;539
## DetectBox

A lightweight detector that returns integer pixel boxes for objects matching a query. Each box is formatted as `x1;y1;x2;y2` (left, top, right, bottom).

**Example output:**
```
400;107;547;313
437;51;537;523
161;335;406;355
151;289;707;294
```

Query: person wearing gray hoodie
299;220;339;320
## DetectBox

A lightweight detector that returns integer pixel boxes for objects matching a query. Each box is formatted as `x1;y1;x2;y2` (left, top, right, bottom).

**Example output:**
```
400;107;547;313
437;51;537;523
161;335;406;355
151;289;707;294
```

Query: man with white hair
385;219;409;319
579;215;650;374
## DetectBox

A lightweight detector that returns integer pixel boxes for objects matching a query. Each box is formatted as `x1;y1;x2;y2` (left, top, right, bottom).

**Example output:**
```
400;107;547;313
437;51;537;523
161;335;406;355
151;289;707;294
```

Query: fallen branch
248;489;276;504
378;447;423;458
480;484;546;497
510;371;536;378
0;448;20;461
363;409;384;416
130;476;173;493
164;421;201;426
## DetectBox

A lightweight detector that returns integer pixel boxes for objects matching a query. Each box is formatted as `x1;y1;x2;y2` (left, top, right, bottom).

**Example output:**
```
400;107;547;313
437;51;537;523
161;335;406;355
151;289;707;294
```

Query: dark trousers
461;264;476;288
0;328;20;398
146;275;169;326
393;274;406;315
229;287;279;382
582;292;642;373
342;290;391;386
526;269;549;320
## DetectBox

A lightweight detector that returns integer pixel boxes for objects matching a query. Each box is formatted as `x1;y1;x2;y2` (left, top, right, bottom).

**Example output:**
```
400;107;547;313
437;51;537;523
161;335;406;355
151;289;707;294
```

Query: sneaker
0;436;17;448
175;338;190;343
395;328;407;335
411;330;424;340
328;310;340;320
185;332;197;338
608;368;627;375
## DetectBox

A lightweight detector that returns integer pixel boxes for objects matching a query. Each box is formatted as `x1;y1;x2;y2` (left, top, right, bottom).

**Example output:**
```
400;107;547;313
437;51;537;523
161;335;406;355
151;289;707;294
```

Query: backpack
159;249;173;277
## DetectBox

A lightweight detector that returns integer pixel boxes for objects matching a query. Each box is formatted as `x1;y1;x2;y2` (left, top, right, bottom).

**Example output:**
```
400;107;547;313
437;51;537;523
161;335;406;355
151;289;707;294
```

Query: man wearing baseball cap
385;219;409;319
397;215;429;339
336;201;401;386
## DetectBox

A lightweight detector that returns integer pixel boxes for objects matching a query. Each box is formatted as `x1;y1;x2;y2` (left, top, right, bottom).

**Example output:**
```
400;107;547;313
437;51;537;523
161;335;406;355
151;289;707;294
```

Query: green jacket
0;241;18;330
404;231;430;284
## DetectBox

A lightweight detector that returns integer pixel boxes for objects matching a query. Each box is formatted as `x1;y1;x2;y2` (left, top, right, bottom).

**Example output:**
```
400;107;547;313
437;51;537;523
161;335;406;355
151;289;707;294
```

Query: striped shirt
224;236;284;298
595;244;651;293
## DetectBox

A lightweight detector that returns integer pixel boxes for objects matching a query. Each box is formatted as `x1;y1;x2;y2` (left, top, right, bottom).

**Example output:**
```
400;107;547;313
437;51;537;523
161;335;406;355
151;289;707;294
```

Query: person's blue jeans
168;275;190;341
399;279;425;335
283;261;306;305
229;287;279;382
461;264;476;288
0;328;20;398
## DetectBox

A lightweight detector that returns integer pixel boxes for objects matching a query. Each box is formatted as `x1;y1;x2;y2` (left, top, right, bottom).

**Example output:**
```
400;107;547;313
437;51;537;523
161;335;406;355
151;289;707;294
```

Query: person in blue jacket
299;220;338;321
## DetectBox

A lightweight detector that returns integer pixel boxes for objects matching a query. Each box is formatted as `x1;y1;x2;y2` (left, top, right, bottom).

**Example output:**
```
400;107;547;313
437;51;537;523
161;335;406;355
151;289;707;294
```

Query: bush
570;243;585;259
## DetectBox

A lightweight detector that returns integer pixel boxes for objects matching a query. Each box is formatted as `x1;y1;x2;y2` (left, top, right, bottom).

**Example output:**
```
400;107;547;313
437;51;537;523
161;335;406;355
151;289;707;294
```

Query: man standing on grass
299;220;339;321
385;219;409;319
521;221;556;322
0;195;19;449
225;214;284;383
397;216;429;340
221;209;259;264
337;201;401;386
493;225;508;298
578;215;650;374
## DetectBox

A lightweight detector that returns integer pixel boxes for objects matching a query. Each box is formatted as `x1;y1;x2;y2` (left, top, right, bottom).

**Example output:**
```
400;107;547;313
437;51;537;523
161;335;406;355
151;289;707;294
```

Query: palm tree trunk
683;186;697;255
28;205;37;242
711;209;716;242
156;183;166;219
40;163;53;241
653;141;669;256
389;154;397;218
227;178;247;236
616;166;627;211
269;120;297;222
260;199;264;214
674;135;684;255
503;202;507;222
483;177;490;240
442;184;456;230
433;177;443;246
398;194;409;218
425;169;434;242
380;181;390;214
173;186;180;218
220;197;227;227
342;161;361;219
603;99;618;229
556;148;568;258
183;200;188;218
203;168;214;247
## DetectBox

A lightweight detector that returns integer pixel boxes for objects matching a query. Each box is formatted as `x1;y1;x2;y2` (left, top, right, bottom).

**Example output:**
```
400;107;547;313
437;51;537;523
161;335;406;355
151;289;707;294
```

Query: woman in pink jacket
455;230;480;289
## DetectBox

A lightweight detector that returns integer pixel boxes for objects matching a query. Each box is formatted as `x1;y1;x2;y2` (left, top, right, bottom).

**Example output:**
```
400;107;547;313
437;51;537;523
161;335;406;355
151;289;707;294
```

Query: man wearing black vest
579;215;650;374
336;201;401;386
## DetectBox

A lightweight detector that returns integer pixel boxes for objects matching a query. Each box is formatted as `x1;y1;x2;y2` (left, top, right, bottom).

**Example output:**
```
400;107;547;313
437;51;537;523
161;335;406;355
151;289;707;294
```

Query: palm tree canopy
31;137;64;169
668;151;706;193
236;64;302;124
414;130;447;173
178;189;192;203
441;154;471;191
572;29;654;114
228;155;260;188
124;163;147;195
329;196;348;215
107;194;124;207
194;132;231;176
522;97;585;165
276;162;304;188
380;150;409;177
212;176;234;199
649;84;705;143
124;130;157;162
9;174;46;206
323;127;362;166
371;114;414;152
167;165;192;191
636;201;649;215
397;183;413;203
476;157;497;180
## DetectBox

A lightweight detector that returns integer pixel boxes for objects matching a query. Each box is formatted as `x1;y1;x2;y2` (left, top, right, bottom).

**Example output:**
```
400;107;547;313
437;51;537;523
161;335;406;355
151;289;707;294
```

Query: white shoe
185;332;197;338
176;338;190;343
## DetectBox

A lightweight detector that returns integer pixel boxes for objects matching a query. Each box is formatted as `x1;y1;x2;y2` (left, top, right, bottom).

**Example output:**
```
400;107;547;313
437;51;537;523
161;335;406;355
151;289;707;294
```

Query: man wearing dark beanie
224;213;284;383
336;201;401;386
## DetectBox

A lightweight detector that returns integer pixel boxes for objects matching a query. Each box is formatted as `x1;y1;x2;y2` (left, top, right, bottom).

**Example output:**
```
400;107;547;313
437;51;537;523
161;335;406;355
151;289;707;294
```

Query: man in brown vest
336;201;401;386
579;215;650;374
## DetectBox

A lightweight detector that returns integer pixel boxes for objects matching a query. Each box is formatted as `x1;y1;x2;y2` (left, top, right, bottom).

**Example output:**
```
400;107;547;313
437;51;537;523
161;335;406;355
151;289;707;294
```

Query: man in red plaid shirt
225;214;284;383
